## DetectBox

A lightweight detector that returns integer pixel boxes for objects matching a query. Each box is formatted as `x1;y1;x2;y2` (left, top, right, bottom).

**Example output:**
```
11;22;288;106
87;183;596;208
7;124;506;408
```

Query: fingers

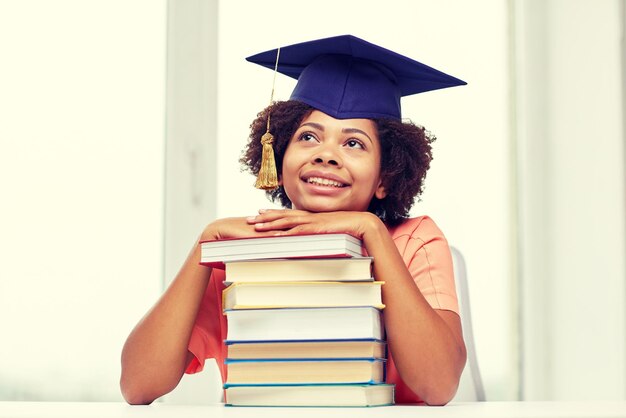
258;208;310;217
244;209;360;237
252;216;309;232
244;209;320;235
272;224;316;236
246;209;308;225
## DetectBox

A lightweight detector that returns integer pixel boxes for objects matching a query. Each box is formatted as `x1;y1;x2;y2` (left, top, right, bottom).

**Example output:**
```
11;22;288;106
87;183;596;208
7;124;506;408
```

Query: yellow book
222;281;384;311
225;358;386;385
224;257;373;284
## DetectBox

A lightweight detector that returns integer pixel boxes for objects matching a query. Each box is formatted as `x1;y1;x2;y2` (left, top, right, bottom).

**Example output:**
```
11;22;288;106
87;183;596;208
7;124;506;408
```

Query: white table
0;401;625;418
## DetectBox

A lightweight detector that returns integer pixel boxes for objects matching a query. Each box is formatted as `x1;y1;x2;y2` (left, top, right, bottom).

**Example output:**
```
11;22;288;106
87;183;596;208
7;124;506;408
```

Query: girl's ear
375;181;386;199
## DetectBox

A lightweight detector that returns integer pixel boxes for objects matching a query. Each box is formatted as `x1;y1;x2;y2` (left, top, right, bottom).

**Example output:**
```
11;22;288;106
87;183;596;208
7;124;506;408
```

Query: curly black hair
240;100;435;226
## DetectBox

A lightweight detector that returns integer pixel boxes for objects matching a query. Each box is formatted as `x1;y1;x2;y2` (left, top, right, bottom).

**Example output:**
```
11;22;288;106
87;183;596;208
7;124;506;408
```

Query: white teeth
307;177;344;187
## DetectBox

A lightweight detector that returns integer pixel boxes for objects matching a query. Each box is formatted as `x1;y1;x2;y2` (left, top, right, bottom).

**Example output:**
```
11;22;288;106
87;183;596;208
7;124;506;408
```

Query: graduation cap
246;34;466;189
247;34;466;120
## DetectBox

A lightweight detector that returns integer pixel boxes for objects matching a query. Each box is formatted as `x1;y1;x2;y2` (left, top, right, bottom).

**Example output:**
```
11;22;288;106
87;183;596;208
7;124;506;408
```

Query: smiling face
280;110;387;213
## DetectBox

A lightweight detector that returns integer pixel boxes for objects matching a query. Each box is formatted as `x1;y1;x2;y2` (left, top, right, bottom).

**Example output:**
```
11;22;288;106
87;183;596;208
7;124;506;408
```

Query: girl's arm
360;214;466;405
120;237;212;405
249;210;466;405
120;217;272;405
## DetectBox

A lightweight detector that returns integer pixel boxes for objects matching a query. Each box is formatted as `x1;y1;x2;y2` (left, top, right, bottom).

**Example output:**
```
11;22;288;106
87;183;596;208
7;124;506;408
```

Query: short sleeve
185;269;228;382
389;216;459;314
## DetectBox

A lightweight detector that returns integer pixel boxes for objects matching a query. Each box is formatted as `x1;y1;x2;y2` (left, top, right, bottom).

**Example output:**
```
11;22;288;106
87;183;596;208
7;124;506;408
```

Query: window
0;0;166;401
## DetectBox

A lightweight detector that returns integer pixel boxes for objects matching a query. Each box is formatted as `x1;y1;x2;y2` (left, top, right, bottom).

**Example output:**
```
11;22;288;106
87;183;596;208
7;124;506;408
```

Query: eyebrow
342;128;374;144
299;122;374;144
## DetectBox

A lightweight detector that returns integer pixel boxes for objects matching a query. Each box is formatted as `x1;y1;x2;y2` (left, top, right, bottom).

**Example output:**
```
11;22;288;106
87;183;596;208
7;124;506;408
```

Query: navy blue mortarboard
246;34;466;120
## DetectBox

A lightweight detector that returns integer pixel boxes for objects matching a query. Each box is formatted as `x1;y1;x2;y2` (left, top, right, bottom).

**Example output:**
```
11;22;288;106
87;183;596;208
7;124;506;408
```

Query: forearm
362;216;466;405
120;239;211;405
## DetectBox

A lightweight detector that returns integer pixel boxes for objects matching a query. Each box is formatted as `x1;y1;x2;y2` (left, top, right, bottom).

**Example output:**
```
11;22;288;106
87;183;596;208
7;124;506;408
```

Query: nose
314;156;339;166
312;144;342;167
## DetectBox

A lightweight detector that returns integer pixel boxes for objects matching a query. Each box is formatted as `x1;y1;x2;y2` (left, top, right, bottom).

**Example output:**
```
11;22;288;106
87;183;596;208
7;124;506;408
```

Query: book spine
218;243;394;406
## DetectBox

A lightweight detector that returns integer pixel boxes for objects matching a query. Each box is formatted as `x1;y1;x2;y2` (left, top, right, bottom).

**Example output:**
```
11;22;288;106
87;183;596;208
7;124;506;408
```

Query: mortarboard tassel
255;47;281;191
255;115;279;190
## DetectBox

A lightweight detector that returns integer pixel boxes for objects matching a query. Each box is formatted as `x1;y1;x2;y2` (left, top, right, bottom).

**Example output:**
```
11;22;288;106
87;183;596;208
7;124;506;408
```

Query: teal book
224;383;395;407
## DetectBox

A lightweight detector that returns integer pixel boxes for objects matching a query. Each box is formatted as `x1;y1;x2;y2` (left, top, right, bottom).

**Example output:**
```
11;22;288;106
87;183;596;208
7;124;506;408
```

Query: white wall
164;0;218;287
162;0;222;404
516;0;626;400
0;0;166;401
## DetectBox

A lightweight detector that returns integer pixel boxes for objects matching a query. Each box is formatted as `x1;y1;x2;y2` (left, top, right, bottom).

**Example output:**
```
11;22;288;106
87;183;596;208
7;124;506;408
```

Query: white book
225;306;384;342
200;233;363;267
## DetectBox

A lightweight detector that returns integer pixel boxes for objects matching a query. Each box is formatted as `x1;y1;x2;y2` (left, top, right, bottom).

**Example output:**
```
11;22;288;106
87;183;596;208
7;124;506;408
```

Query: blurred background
0;0;624;403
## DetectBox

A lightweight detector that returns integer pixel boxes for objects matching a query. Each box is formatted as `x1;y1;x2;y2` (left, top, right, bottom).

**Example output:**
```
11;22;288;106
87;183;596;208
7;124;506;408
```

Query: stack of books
200;233;394;407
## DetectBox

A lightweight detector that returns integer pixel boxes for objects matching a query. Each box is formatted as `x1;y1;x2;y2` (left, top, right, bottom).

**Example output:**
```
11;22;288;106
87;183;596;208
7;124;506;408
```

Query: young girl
120;34;467;406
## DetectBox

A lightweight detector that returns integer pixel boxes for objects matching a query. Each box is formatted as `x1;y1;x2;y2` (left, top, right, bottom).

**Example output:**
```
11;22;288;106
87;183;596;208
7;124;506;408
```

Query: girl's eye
345;139;364;149
298;133;318;143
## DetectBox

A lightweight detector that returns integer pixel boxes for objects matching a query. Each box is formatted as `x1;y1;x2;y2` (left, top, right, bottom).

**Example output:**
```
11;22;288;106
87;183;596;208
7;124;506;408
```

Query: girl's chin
292;200;363;213
293;204;339;212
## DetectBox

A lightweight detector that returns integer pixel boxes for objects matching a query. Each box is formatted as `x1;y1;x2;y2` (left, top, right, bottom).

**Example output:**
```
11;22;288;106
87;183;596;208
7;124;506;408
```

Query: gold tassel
255;47;281;191
255;127;278;190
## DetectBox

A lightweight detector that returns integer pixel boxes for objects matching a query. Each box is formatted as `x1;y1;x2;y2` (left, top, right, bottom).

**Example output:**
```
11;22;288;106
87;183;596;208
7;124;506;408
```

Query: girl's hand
246;209;382;240
201;216;279;241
